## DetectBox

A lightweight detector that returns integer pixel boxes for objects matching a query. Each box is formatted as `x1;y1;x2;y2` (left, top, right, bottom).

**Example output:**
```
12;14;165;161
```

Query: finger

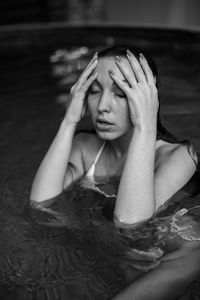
139;53;155;86
77;55;98;88
85;52;98;70
81;71;98;93
126;50;146;83
78;57;98;86
115;56;137;86
109;70;131;95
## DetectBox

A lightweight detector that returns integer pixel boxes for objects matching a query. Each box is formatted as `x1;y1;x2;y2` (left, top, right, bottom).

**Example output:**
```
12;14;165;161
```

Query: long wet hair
97;45;198;169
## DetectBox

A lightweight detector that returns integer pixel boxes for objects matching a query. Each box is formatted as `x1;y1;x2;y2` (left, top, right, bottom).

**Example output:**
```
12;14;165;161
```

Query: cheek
116;100;129;117
87;98;98;116
116;102;132;126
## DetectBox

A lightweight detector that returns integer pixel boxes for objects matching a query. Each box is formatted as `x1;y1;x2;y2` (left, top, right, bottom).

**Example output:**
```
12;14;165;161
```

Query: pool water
1;43;200;299
0;174;200;299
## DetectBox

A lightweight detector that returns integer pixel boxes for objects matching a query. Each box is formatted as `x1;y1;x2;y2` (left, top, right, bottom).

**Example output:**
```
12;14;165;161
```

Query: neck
109;128;133;158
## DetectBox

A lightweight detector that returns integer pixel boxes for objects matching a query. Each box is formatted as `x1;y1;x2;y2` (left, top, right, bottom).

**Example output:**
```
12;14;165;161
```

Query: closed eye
114;90;126;98
89;89;101;94
116;92;126;98
88;82;101;94
112;83;126;98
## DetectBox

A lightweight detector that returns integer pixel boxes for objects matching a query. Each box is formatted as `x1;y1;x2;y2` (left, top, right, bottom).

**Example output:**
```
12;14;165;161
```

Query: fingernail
109;70;115;76
93;52;98;58
139;53;143;58
115;56;121;62
140;53;146;62
126;50;132;56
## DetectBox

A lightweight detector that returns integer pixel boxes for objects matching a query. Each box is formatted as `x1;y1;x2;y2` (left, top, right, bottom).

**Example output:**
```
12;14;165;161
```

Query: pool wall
1;23;200;56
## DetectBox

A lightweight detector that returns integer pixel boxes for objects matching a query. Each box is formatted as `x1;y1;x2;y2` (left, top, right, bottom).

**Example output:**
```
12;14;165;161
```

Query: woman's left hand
110;50;159;131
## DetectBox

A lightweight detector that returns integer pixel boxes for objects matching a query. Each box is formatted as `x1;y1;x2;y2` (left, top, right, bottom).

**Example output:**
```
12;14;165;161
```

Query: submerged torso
0;147;200;299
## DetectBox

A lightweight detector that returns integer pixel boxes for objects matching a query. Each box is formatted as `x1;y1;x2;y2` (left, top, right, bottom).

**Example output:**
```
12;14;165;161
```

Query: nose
97;91;111;113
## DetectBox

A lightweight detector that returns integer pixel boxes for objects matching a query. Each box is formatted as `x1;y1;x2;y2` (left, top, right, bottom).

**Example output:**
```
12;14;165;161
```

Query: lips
96;118;114;125
96;119;114;131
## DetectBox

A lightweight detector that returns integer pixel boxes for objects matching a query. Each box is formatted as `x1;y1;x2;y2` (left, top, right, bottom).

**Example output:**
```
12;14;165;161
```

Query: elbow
29;196;46;208
113;212;152;227
29;199;42;208
113;197;156;226
29;193;61;208
113;214;125;227
113;198;156;226
29;198;57;208
29;195;45;205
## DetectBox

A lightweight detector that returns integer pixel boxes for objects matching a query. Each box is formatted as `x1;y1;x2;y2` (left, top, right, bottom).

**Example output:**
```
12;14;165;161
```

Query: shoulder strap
86;141;107;178
93;141;107;165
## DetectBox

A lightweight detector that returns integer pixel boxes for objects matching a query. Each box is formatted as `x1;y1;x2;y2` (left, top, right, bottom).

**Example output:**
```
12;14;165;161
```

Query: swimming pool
1;24;200;299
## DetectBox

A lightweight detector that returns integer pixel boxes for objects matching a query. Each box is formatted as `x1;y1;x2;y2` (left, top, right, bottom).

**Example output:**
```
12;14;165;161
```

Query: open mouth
96;120;114;130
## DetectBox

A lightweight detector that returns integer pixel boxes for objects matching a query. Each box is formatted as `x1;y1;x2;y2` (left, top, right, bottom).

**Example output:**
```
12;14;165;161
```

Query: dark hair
97;45;198;169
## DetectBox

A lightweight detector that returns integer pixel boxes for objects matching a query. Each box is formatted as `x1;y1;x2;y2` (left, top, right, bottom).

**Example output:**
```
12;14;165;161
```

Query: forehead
95;57;131;86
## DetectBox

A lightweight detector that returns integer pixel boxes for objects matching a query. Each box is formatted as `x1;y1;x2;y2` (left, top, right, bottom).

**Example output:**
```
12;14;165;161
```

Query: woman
29;45;200;299
30;45;197;221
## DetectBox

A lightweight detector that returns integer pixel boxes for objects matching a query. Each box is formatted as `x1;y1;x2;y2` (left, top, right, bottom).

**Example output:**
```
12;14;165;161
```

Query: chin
95;129;122;140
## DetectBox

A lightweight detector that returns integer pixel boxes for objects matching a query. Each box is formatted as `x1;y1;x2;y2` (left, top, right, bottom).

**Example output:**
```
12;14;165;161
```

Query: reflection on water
0;174;200;299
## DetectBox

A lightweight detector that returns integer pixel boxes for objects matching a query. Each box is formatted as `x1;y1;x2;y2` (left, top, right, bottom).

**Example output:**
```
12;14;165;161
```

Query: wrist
134;123;157;134
60;118;77;132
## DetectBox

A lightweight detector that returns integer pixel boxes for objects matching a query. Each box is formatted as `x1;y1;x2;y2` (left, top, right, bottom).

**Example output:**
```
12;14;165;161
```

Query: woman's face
87;57;132;140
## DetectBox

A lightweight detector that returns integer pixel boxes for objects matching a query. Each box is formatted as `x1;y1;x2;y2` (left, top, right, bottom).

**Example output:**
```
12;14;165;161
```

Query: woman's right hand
64;53;98;125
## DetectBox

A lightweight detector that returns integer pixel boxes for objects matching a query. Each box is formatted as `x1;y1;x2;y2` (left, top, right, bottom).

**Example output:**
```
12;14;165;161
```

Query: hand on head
65;46;159;135
64;52;98;125
110;50;159;130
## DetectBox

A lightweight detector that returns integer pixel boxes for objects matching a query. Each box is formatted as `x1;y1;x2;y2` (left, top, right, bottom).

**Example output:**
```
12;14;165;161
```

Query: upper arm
154;143;198;209
63;132;86;189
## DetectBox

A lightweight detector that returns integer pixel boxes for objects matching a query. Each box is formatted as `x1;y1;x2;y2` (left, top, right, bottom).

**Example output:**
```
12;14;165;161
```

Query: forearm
114;126;157;224
30;119;76;202
30;54;98;202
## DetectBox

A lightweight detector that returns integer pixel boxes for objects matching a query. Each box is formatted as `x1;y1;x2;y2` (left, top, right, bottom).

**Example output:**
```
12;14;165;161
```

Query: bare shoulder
154;140;198;208
156;140;198;170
